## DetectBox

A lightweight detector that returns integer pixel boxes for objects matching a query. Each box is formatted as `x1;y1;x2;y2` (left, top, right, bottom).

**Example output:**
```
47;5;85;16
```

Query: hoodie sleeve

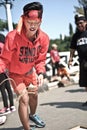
0;43;6;73
0;31;17;73
35;34;49;75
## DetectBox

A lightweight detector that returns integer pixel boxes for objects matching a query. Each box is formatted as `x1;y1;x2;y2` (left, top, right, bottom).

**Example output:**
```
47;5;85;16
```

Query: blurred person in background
0;33;16;116
50;44;60;76
68;14;87;106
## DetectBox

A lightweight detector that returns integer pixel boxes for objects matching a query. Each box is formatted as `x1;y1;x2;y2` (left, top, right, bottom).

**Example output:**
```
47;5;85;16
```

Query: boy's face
23;16;41;36
76;20;87;32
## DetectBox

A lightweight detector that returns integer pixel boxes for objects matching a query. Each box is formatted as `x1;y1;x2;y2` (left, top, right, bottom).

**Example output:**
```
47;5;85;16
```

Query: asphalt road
0;84;87;130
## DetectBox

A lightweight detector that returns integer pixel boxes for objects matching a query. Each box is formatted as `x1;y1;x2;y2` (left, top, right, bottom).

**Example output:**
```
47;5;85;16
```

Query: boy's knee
19;93;29;105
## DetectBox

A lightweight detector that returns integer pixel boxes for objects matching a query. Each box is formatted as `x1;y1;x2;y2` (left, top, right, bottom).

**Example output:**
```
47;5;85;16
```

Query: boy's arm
35;36;49;76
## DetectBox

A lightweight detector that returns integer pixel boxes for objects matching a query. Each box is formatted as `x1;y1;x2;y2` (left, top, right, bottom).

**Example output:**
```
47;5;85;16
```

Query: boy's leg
9;73;30;130
29;92;38;115
29;93;45;128
18;90;30;130
15;83;30;130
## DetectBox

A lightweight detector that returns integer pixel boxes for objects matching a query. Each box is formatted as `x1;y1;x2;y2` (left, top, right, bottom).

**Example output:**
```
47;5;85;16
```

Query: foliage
0;19;8;31
13;22;17;29
74;0;87;15
78;0;87;7
50;35;72;52
74;6;84;15
0;19;17;31
69;23;73;36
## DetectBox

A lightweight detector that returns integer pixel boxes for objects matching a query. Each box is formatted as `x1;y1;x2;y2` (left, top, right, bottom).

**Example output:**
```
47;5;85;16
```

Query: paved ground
0;83;87;130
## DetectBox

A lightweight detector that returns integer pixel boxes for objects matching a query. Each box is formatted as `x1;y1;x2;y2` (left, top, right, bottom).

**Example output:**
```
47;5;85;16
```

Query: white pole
5;3;13;31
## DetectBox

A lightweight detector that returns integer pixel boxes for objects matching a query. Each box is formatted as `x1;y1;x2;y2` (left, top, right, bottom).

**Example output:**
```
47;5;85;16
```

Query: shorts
9;71;38;94
79;62;87;87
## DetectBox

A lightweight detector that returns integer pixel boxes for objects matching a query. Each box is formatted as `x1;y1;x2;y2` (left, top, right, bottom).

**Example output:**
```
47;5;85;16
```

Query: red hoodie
0;42;4;55
0;29;49;75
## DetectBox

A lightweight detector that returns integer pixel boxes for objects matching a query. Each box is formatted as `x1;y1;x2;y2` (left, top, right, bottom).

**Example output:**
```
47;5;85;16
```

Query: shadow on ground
40;101;87;111
0;126;23;130
65;88;85;93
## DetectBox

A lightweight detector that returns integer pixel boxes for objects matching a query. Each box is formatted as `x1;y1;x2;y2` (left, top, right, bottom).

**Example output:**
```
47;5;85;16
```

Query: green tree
0;19;8;31
0;19;17;31
74;0;87;15
69;23;73;36
78;0;87;6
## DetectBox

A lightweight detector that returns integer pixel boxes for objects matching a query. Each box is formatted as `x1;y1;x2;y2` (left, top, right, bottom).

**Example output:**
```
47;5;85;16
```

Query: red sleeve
35;34;49;74
0;31;17;73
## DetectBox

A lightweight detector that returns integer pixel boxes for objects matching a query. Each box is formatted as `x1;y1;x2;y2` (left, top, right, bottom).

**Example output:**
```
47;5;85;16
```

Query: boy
0;2;49;130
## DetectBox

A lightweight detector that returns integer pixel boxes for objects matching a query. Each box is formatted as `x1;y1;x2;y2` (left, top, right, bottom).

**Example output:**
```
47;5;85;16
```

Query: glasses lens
28;21;40;26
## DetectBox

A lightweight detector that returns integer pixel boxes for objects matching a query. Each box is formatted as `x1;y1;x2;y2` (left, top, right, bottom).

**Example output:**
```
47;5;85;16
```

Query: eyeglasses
27;21;41;26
